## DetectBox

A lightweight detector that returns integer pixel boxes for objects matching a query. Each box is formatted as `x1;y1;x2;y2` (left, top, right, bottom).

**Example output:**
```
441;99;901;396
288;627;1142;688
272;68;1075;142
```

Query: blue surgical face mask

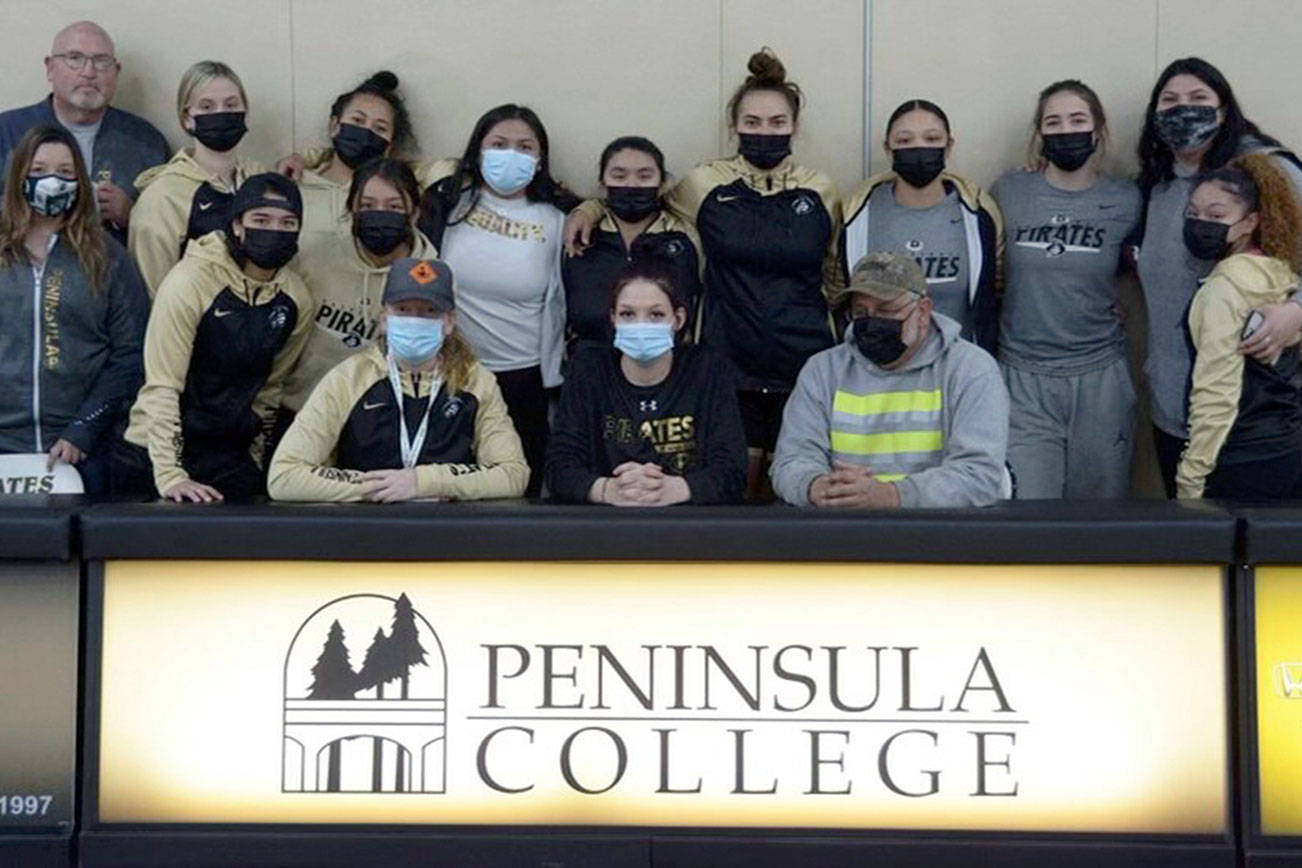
480;148;538;196
386;314;445;364
614;322;674;363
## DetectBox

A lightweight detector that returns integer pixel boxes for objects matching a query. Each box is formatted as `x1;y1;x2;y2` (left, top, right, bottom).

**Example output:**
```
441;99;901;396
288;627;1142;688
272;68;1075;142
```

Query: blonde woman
127;60;262;295
270;257;528;502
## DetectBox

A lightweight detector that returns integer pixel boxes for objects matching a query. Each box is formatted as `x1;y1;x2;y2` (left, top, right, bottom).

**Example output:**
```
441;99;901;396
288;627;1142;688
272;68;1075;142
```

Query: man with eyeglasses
0;20;168;243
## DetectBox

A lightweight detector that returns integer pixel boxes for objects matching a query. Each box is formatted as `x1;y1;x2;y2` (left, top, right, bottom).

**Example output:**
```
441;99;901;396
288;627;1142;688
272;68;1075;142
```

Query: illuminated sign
97;562;1226;832
1254;568;1302;834
0;562;79;830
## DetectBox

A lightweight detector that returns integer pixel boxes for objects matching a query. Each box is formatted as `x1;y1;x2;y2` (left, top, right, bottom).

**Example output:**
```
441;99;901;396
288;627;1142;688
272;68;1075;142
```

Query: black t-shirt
545;345;747;504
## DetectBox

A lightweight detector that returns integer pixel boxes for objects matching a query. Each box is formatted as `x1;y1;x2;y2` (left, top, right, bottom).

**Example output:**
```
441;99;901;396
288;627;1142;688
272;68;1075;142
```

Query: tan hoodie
1177;253;1301;498
128;149;264;296
124;231;313;494
282;227;438;411
297;149;350;262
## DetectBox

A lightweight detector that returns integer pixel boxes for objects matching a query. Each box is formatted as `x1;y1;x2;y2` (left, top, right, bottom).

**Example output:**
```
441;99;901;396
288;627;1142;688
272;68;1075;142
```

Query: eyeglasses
50;53;117;72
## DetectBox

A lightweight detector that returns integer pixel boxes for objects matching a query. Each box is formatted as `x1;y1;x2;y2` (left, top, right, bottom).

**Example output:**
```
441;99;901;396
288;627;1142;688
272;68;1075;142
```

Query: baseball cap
382;257;455;310
230;172;303;221
832;251;928;307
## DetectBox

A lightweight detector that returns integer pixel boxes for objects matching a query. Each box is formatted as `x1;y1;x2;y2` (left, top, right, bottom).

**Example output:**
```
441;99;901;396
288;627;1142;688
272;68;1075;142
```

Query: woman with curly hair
1176;154;1302;499
1135;57;1302;495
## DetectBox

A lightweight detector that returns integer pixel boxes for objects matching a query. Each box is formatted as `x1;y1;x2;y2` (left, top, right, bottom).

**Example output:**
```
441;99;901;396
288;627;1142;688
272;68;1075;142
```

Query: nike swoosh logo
198;201;213;211
363;401;388;411
213;308;234;318
716;193;740;203
1098;204;1118;210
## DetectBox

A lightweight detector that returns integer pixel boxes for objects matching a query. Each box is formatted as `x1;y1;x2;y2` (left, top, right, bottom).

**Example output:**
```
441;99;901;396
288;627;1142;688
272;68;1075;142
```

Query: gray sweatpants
1002;357;1135;499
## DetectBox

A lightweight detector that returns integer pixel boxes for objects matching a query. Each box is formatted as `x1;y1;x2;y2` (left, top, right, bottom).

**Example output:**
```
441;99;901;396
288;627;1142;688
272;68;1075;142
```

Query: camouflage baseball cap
833;251;928;307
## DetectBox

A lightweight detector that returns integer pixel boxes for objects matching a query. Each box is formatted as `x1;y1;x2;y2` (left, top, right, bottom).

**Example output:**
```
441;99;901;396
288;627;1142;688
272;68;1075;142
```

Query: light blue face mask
386;315;444;364
480;148;538;196
614;322;674;363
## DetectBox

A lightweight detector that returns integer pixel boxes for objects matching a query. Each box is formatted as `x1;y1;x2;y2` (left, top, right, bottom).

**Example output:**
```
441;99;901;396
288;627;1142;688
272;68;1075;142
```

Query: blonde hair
176;60;248;130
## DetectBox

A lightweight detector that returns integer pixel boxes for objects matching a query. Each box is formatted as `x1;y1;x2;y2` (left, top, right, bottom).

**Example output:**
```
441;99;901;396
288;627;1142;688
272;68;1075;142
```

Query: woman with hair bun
294;71;415;259
567;48;841;501
1177;154;1302;499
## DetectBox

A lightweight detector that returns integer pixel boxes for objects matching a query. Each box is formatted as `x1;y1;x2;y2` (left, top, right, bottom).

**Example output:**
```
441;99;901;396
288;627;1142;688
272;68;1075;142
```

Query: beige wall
3;0;1298;495
2;0;1298;197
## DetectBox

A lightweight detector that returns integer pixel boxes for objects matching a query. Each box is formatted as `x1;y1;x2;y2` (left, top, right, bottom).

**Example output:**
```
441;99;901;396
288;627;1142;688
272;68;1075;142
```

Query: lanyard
386;355;442;469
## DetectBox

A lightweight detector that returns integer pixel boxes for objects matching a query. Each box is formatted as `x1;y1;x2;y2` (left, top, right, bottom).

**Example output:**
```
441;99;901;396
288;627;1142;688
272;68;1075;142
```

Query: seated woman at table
268;257;528;502
545;259;747;505
1176;154;1302;499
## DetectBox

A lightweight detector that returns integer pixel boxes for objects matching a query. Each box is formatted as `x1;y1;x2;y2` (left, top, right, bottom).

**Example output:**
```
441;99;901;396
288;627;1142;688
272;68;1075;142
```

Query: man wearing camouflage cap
770;251;1009;508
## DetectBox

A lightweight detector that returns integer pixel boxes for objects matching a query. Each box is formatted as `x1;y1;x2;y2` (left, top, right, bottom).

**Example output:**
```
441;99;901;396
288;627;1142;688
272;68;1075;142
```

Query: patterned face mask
1153;105;1221;152
23;174;78;217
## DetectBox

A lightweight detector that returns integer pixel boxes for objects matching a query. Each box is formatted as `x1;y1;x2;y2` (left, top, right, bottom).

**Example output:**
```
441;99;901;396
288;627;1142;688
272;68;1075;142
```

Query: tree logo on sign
282;593;447;794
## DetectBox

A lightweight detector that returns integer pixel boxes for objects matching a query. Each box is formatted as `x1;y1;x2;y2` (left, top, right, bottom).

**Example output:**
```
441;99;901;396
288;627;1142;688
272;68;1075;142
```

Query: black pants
110;438;266;500
738;389;791;454
1152;425;1187;500
494;366;549;498
1205;450;1302;500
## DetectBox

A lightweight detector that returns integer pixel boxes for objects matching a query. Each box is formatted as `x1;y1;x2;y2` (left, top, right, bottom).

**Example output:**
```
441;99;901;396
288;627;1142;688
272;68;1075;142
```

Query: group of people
2;20;1301;509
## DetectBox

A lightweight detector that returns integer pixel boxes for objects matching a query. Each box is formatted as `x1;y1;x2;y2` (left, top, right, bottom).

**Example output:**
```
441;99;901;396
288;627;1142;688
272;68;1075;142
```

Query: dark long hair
1137;57;1281;198
418;104;577;244
346;157;420;214
329;70;415;156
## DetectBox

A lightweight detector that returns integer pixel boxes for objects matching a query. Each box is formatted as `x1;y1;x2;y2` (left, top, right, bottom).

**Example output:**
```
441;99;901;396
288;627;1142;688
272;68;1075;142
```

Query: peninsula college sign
96;561;1227;832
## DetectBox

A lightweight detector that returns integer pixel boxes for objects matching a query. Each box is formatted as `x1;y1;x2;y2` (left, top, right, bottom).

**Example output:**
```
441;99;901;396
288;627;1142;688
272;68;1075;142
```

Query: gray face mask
1153;105;1221;152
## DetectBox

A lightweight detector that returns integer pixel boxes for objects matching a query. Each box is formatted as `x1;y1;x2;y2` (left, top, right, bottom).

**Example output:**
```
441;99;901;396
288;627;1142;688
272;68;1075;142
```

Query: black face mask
354;209;410;256
239;227;299;270
1041;132;1096;172
333;122;389;170
1154;104;1221;152
191;112;247;153
852;315;909;366
604;185;661;223
1183;217;1235;261
738;133;792;170
892;147;946;189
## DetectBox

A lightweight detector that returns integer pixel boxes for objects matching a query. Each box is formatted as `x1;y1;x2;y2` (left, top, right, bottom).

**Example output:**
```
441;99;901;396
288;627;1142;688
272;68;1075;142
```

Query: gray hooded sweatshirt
770;312;1008;508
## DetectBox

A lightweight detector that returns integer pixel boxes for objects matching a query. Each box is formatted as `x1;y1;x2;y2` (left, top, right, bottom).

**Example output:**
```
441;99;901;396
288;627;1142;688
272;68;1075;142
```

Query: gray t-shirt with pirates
994;170;1141;375
866;184;972;335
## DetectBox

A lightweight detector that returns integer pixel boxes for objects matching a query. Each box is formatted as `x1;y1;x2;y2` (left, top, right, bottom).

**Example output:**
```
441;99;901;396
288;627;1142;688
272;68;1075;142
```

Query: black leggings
1152;425;1186;500
493;366;549;498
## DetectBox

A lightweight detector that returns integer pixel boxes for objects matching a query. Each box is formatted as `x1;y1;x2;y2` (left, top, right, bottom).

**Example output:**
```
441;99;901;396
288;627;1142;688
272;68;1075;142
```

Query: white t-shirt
439;189;565;385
